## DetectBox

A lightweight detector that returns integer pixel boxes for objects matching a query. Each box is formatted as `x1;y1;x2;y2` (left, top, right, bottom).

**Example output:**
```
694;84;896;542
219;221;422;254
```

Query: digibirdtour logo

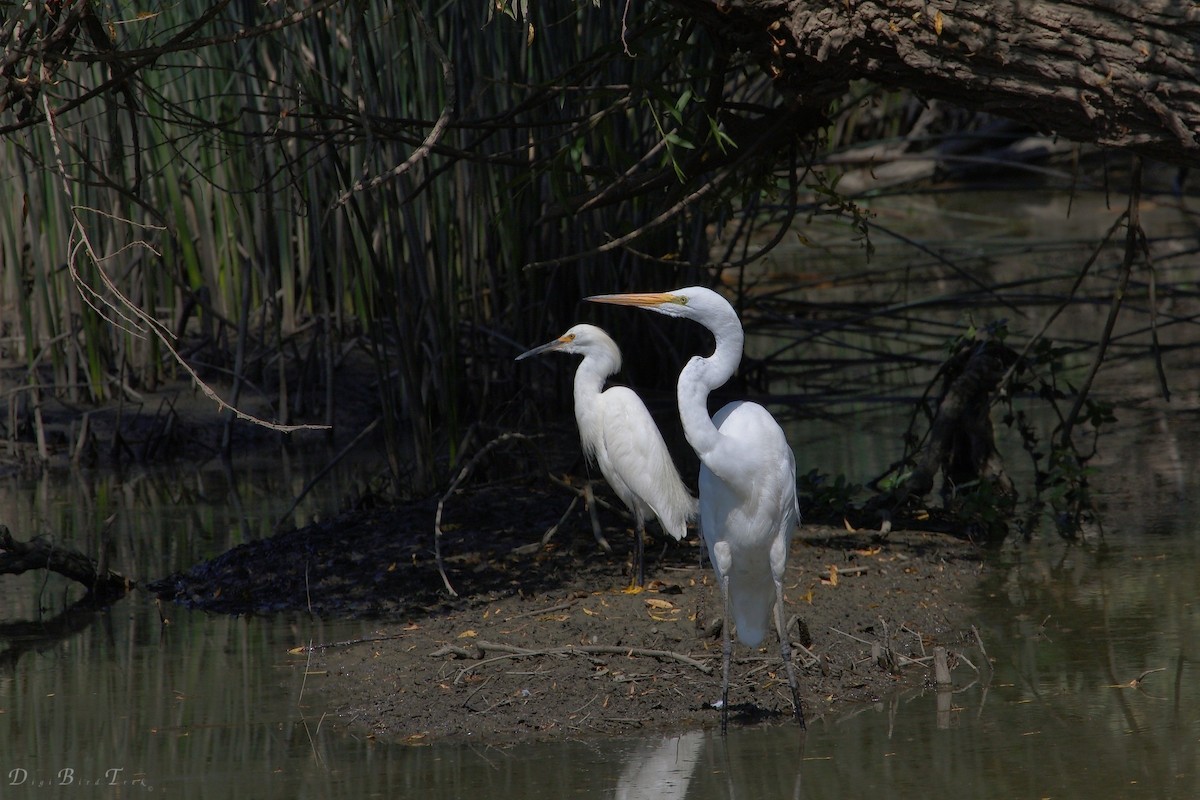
6;767;152;790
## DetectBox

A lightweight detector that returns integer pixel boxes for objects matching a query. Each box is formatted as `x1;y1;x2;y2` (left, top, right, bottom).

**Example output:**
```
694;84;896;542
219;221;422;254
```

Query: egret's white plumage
588;288;804;732
516;324;697;585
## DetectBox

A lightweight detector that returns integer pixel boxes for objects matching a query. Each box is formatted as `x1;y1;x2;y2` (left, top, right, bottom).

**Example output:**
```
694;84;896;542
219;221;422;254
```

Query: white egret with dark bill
516;324;697;586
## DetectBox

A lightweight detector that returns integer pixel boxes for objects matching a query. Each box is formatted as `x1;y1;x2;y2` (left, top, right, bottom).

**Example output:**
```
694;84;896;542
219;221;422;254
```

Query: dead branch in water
0;524;131;600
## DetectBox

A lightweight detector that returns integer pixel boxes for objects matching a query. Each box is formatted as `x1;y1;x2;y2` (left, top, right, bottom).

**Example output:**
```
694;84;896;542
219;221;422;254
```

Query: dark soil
4;347;989;744
151;480;986;745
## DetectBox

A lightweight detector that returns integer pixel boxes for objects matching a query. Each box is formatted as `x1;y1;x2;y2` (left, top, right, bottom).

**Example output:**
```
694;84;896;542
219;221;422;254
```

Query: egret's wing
709;401;800;627
598;387;696;540
709;402;796;504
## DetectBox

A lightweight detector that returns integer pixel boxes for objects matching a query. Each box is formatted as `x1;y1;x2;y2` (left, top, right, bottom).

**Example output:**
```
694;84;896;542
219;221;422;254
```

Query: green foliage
806;170;875;259
997;324;1115;539
0;0;764;489
798;468;863;521
942;476;1014;542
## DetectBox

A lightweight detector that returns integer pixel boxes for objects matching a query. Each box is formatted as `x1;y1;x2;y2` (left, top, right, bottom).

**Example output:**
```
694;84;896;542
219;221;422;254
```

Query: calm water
4;413;1199;798
4;186;1200;797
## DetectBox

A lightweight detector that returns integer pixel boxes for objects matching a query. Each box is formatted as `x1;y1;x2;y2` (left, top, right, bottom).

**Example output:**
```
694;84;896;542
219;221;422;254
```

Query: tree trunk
682;0;1200;168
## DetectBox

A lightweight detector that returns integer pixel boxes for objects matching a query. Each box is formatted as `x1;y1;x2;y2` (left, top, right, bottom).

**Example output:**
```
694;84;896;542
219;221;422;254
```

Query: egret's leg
774;577;806;728
634;515;646;587
720;572;732;735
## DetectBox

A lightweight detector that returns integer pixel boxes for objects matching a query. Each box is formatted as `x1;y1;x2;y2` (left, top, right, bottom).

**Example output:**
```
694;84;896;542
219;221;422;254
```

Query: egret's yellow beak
586;292;687;308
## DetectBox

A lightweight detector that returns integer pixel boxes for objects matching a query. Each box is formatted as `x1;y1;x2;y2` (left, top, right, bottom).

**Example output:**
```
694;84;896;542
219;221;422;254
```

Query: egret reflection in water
614;730;705;800
612;727;806;800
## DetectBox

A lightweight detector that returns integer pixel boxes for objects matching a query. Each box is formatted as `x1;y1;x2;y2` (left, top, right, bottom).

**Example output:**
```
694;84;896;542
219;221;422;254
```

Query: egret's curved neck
572;349;619;438
678;312;743;459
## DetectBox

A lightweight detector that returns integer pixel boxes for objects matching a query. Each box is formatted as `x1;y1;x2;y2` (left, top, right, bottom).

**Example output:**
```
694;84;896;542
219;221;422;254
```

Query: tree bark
682;0;1200;168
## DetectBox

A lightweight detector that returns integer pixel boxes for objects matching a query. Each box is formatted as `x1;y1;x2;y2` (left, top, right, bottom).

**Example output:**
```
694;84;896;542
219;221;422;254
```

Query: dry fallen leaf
644;598;675;610
457;629;477;638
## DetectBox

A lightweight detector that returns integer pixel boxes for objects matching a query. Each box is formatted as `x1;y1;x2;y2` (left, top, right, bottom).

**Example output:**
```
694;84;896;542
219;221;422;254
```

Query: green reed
1;0;752;491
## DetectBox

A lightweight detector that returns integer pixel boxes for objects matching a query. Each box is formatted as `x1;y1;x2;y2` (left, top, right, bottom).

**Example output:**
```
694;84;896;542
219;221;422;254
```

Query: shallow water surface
3;404;1199;798
4;185;1200;796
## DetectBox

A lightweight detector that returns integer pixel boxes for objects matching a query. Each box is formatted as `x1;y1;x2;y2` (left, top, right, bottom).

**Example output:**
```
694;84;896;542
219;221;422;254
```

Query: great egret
588;287;805;732
516;324;697;586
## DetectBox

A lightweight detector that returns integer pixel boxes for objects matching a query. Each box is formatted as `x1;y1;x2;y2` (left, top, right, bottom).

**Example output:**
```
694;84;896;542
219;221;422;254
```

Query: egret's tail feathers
644;451;698;541
655;490;698;541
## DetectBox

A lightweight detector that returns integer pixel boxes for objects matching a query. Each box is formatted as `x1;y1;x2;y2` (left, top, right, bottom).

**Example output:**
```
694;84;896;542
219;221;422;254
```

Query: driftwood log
901;337;1018;505
0;524;132;600
851;335;1019;539
681;0;1200;169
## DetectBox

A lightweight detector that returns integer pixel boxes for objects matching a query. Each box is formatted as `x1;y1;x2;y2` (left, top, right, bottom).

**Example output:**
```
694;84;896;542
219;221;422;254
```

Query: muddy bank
152;482;986;744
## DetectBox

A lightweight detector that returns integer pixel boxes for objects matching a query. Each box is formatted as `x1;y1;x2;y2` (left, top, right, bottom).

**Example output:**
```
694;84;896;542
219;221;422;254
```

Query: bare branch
40;95;329;434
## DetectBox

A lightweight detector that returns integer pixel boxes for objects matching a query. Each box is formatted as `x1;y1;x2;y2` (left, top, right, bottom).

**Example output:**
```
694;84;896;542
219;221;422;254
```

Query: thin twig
546;473;616;551
829;626;874;647
523;109;802;271
503;600;576;622
462;677;492;709
820;565;868;580
275;417;382;531
561;644;711;672
996;209;1130;396
448;638;713;682
539;491;580;547
290;632;414;653
333;0;454;206
40;94;328;433
430;643;482;659
1144;232;1170;401
1059;155;1143;445
829;626;930;668
1132;667;1166;686
971;624;989;665
435;433;534;596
